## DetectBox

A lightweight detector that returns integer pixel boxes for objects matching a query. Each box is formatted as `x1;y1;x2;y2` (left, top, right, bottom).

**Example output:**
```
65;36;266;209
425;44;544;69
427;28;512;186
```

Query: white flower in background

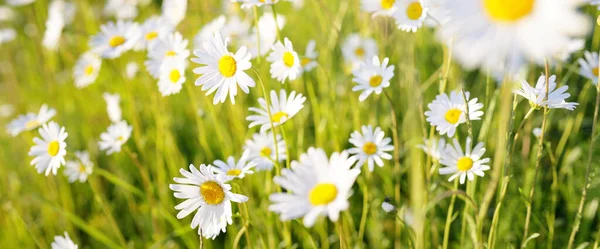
243;132;286;171
300;40;318;73
90;21;141;59
135;16;172;51
238;0;279;8
191;32;255;104
162;0;187;26
6;104;56;136
103;92;122;123
194;15;251;49
29;121;68;176
437;0;590;80
590;0;600;9
269;148;360;227
145;32;190;79
194;15;226;47
104;0;149;20
72;52;101;88
0;6;15;22
50;232;77;249
578;51;599;85
0;28;16;44
98;120;132;155
381;197;396;213
556;39;584;62
42;0;75;51
424;90;484;137
247;89;306;132
213;150;256;180
242;13;286;58
157;57;186;96
417;137;446;161
341;34;378;70
170;164;249;239
440;138;490;184
64;151;93;183
126;61;139;79
0;104;14;118
348;125;394;172
532;127;542;138
361;0;398;17
7;0;35;6
393;0;428;32
423;0;449;26
352;56;394;101
267;37;301;83
514;74;578;110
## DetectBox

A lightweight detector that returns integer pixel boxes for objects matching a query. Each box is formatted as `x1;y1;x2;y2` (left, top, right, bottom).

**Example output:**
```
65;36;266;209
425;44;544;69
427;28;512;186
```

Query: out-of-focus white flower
29;121;68;176
72;52;101;88
162;0;187;26
103;92;122;123
135;16;172;51
0;104;14;118
7;0;35;6
126;61;139;79
532;127;542;138
6;104;56;136
50;232;77;249
341;33;378;70
578;51;600;85
0;28;16;44
98;120;132;155
241;13;285;58
64;151;93;183
104;0;143;20
89;21;141;59
0;6;15;22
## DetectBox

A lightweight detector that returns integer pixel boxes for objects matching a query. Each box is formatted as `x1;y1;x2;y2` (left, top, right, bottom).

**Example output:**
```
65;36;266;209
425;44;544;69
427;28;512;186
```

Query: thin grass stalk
442;180;458;249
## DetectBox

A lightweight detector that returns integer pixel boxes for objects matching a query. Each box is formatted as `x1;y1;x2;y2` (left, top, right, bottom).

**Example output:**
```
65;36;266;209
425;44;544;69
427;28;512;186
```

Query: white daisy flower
0;6;15;22
439;137;490;184
191;32;255;105
98;120;132;155
194;16;226;47
162;0;187;26
352;56;395;101
348;125;394;172
0;28;16;44
393;0;428;32
145;32;190;79
157;57;186;96
267;37;301;83
341;33;378;70
7;0;35;6
417;137;446;162
238;0;279;9
64;151;93;183
135;16;173;51
104;0;139;20
241;13;286;59
72;52;101;88
28;121;68;176
269;147;360;227
126;61;139;79
213;150;256;180
6;104;56;136
578;51;599;85
424;90;484;137
423;0;449;26
169;164;249;239
42;0;75;51
361;0;398;17
50;232;77;249
89;21;141;59
103;92;122;123
247;89;306;132
514;74;578;111
300;39;318;73
243;131;287;171
437;0;590;80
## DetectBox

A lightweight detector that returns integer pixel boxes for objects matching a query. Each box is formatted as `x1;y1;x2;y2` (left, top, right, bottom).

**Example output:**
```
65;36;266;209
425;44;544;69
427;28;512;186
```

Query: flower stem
252;68;281;174
442;180;458;249
270;4;281;41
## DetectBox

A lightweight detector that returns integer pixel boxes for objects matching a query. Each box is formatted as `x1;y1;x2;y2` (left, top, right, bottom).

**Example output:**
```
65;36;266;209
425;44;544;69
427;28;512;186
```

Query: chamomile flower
241;13;285;58
352;56;394;101
0;104;14;118
424;90;484;137
6;104;56;136
135;16;172;51
72;52;101;88
98;120;132;155
348;125;394;172
423;0;449;26
51;232;77;249
42;0;75;51
578;51;599;85
64;151;93;183
238;0;279;8
267;37;301;83
243;132;286;171
90;21;141;59
393;0;428;32
361;0;398;17
191;32;255;104
213;150;256;180
247;89;306;132
170;164;249;239
269;148;360;227
145;32;190;79
300;40;318;73
417;137;446;162
341;34;378;70
157;57;186;96
439;138;490;184
514;74;578;110
28;121;68;176
103;93;122;123
162;0;187;26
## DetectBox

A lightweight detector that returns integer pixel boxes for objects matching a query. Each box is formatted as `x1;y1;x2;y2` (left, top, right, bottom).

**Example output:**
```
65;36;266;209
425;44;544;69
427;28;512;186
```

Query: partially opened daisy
64;151;93;183
157;57;186;96
417;137;445;162
578;51;599;85
267;37;301;83
98;120;132;155
361;0;398;17
439;137;490;184
352;56;395;101
51;232;78;249
424;90;484;137
135;16;172;51
192;32;255;104
243;132;286;171
348;125;394;172
341;34;378;70
29;121;68;176
514;74;578;110
6;104;56;136
170;164;249;239
300;39;318;73
247;89;306;132
103;93;122;123
393;0;428;32
212;150;256;180
269;148;360;227
73;52;101;88
89;21;141;59
145;32;190;79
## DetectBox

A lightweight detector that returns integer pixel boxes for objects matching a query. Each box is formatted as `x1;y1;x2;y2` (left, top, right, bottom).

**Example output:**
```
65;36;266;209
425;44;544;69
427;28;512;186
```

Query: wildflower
6;104;56;136
42;0;75;51
73;52;101;88
64;151;93;183
243;132;286;171
424;90;484;137
157;57;186;96
578;51;599;85
417;137;446;161
361;0;398;17
514;74;578;110
50;232;77;249
135;16;172;51
439;137;490;184
267;37;301;83
103;93;122;123
348;125;394;172
247;89;306;132
89;21;141;59
213;150;256;180
29;121;68;176
393;0;428;32
162;0;187;26
352;56;394;101
300;40;318;73
341;34;378;70
98;120;132;155
145;32;190;79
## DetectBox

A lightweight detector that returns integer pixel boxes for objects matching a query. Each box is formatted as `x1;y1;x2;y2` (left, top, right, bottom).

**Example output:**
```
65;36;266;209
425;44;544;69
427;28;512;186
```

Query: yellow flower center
457;157;474;171
84;65;94;76
260;147;272;157
118;136;124;141
444;108;462;125
79;165;87;173
25;120;40;130
381;0;395;9
227;169;242;176
301;58;312;66
309;183;338;205
165;50;177;57
593;67;599;77
169;69;181;83
47;141;60;156
483;0;534;22
369;75;383;87
283;52;295;67
406;1;423;20
218;55;237;78
200;181;225;205
108;36;126;47
355;47;365;57
145;31;158;41
271;112;289;123
362;142;378;155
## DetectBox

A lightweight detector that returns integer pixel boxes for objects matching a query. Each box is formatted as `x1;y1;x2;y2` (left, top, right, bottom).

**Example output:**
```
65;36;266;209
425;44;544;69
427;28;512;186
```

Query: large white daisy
247;89;306;132
212;150;256;180
243;131;287;171
393;0;428;32
29;121;68;176
6;104;56;136
73;52;101;89
341;33;378;70
348;125;394;172
514;74;578;110
439;137;490;184
352;56;395;101
89;21;141;59
267;37;301;83
424;90;484;137
98;120;132;155
157;57;186;96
